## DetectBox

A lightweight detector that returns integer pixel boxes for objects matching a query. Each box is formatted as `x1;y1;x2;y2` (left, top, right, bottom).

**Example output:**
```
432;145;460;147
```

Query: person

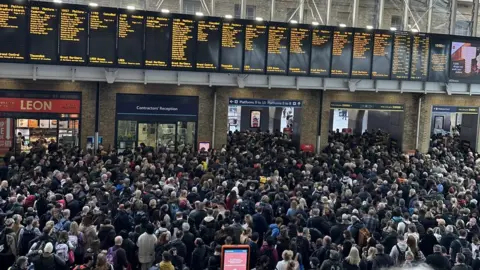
28;242;66;270
109;236;128;270
372;244;393;270
389;235;408;265
343;247;361;270
0;218;17;270
452;253;473;270
207;245;221;270
159;251;174;270
276;250;298;270
426;244;451;270
191;238;207;270
8;256;28;270
95;253;113;270
319;250;342;270
260;236;278;270
137;223;157;270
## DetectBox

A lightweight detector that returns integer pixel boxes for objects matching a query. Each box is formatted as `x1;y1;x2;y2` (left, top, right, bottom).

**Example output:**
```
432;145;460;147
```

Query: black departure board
267;23;289;75
0;2;27;62
118;10;144;67
244;22;267;73
196;17;221;71
310;27;332;76
29;2;58;63
372;31;392;79
289;26;311;75
145;12;170;68
59;5;87;64
221;20;244;72
171;15;195;70
89;7;117;66
391;31;411;79
410;33;429;80
330;29;353;77
351;30;372;78
428;35;449;82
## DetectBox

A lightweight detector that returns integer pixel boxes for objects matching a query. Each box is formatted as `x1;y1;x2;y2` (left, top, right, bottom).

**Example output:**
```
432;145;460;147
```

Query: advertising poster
250;111;260;128
451;41;480;81
0;118;13;156
223;250;248;270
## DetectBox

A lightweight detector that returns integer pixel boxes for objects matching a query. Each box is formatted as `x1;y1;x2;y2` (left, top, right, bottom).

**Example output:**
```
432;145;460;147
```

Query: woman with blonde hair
343;247;361;270
240;228;252;244
276;250;299;270
243;214;253;230
360;247;377;270
94;253;112;270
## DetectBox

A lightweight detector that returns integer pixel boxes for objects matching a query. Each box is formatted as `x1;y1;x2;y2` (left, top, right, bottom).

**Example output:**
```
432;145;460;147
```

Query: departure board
289;26;311;75
310;27;332;76
0;2;27;62
59;5;87;64
391;31;411;80
372;31;392;79
330;30;353;77
410;33;429;80
221;20;244;72
145;12;170;68
244;22;267;73
29;2;58;63
118;10;144;67
171;15;195;70
267;23;289;75
89;7;117;66
428;35;449;82
196;17;221;71
351;30;372;78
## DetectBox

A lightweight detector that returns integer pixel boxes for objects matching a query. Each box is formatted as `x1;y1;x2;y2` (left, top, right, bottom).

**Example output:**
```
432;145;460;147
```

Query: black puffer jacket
30;253;65;270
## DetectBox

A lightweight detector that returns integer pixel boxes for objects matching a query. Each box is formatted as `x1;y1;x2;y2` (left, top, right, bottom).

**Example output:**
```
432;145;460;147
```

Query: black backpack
19;228;36;256
261;247;276;270
395;244;407;265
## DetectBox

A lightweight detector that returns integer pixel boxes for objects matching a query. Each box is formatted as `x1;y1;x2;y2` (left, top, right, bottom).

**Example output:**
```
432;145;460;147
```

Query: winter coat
137;232;157;264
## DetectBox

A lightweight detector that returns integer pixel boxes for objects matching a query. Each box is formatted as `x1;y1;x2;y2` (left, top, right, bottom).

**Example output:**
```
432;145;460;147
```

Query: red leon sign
301;144;314;152
0;118;13;156
0;98;81;114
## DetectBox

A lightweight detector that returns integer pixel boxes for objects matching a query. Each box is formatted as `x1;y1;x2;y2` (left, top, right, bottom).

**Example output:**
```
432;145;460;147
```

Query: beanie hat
44;242;53;253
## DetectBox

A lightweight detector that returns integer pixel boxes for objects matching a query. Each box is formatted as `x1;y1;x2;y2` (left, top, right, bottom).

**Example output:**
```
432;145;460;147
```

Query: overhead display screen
244;22;267;73
59;5;87;64
29;2;58;63
196;17;221;71
145;12;170;68
171;15;195;70
118;10;144;67
391;31;411;80
89;7;117;66
289;26;311;75
429;35;450;82
310;27;332;76
0;2;27;62
372;31;392;79
410;33;429;80
351;30;372;78
267;23;289;75
330;29;353;77
450;40;480;82
221;20;244;72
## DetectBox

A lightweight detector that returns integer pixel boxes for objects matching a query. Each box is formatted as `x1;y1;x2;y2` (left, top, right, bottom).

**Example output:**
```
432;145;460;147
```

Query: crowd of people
0;129;479;270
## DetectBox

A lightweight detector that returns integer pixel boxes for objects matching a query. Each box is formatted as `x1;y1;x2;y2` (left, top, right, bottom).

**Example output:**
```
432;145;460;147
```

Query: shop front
0;90;81;156
115;94;199;152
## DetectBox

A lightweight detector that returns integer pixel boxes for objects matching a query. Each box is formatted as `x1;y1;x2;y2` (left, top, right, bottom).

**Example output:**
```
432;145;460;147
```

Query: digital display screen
145;12;170;68
59;4;87;64
410;33;429;80
372;31;392;79
89;7;117;66
450;40;480;82
310;27;332;76
429;35;450;82
330;29;353;77
196;17;221;71
0;2;27;62
29;2;58;63
171;15;195;70
223;250;248;270
289;26;311;75
221;20;244;72
391;31;411;80
118;10;144;67
267;23;289;75
351;30;372;78
244;22;267;73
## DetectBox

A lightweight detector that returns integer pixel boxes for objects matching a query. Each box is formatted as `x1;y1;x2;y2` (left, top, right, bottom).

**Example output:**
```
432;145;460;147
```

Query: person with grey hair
426;244;451;270
372;244;394;269
181;222;195;265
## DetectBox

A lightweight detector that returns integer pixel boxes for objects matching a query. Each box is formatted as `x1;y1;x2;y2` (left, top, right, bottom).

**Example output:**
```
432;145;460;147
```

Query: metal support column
299;0;305;23
179;0;184;13
450;0;457;34
270;0;275;21
378;0;384;28
94;82;100;152
427;0;433;32
326;0;331;25
473;0;479;36
211;0;215;16
240;0;246;19
212;88;217;148
352;0;359;27
403;0;409;30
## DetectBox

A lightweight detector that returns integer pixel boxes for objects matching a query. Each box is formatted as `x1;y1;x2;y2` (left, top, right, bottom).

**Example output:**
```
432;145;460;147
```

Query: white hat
44;242;54;253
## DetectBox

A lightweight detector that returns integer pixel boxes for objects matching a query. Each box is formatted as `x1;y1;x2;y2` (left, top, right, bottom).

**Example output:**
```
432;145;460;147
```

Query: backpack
261;247;276;270
106;247;117;265
19;228;37;256
55;243;69;262
357;227;370;247
457;239;473;265
395;244;407;265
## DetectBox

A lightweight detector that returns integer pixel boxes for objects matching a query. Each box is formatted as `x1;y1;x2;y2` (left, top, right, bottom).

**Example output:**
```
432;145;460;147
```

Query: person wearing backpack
0;218;18;270
108;236;129;270
319;250;343;270
389;235;409;265
451;229;472;265
28;242;66;270
17;217;41;256
259;236;279;270
348;216;367;246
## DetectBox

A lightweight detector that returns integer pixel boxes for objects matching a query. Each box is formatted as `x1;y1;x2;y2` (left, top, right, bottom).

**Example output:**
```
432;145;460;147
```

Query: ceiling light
290;20;298;24
53;0;62;3
366;25;373;29
225;14;233;19
390;27;397;31
312;21;319;26
126;5;135;10
411;28;419;33
195;12;204;16
339;23;346;27
255;17;263;21
89;2;98;7
161;9;170;13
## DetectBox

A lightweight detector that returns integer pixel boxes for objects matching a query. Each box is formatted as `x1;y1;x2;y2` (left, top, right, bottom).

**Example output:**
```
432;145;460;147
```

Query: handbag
68;250;75;264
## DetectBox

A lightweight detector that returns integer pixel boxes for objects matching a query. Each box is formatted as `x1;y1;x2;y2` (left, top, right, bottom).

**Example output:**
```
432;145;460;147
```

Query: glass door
157;123;176;151
138;123;157;148
177;121;196;152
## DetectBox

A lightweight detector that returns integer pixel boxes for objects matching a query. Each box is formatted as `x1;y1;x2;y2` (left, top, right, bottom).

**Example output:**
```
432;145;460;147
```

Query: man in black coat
426;245;452;270
330;214;349;244
113;205;134;234
165;231;188;262
252;206;268;243
372;244;394;270
191;239;207;270
306;208;330;236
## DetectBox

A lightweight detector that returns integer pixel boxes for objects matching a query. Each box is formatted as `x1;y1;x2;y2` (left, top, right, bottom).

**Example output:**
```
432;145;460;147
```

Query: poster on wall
50;120;57;128
250;111;261;128
39;120;50;128
17;119;28;128
0;118;13;157
28;119;38;128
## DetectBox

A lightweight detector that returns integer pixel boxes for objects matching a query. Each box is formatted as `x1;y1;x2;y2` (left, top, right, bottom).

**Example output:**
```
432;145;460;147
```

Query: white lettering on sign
20;100;52;111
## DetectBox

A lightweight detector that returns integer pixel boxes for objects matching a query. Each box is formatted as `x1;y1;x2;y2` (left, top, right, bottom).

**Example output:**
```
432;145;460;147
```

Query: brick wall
0;79;96;148
320;91;421;151
214;87;321;149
